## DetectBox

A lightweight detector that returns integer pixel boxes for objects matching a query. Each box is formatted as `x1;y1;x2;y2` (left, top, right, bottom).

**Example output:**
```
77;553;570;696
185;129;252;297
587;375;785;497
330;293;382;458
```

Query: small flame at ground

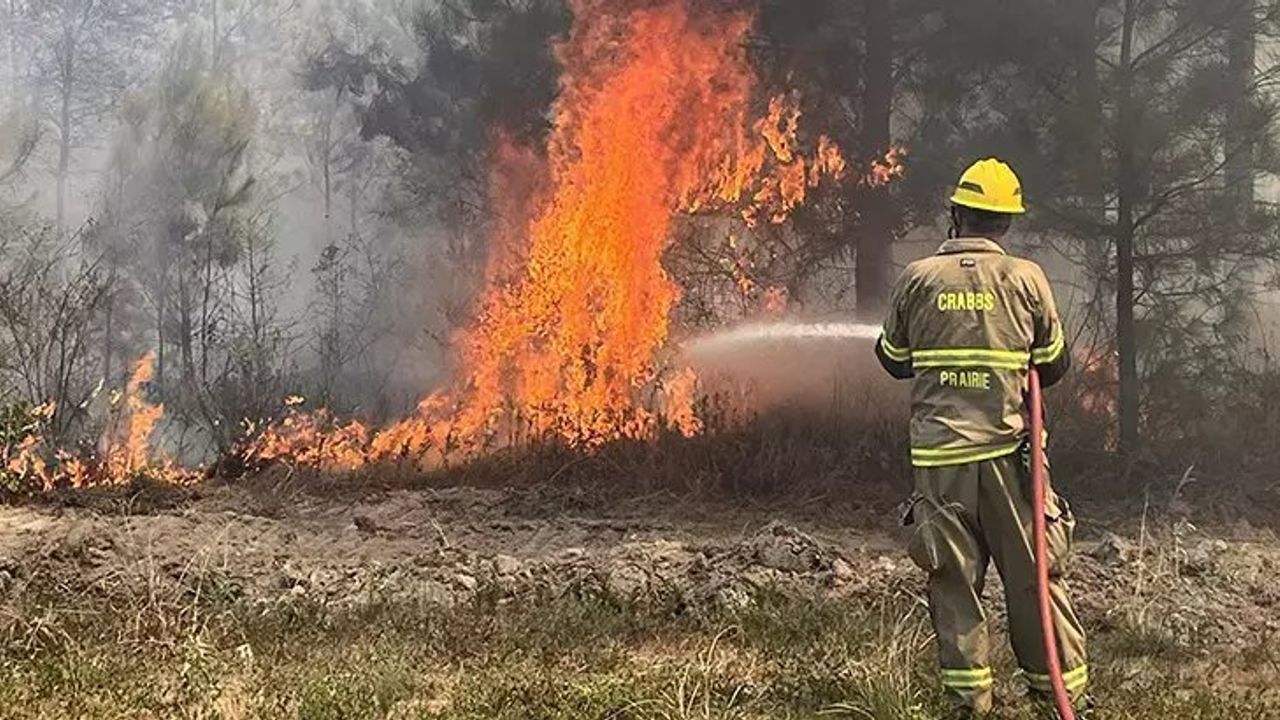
3;353;197;490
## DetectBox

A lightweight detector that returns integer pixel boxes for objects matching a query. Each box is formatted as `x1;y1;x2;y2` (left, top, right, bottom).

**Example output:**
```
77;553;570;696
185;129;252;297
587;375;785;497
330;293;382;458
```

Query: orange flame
247;0;881;472
432;0;851;451
103;352;165;479
689;93;847;226
248;408;371;471
2;353;196;489
866;145;907;187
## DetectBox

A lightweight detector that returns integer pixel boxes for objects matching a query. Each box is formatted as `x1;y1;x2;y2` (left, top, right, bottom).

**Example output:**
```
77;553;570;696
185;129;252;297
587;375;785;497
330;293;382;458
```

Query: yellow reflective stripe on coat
1025;664;1089;693
911;441;1024;468
1032;328;1066;364
940;667;994;689
880;334;911;362
912;347;1030;370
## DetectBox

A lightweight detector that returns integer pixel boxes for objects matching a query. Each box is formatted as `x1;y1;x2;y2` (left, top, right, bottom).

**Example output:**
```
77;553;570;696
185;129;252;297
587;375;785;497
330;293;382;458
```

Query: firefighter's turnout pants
906;448;1088;713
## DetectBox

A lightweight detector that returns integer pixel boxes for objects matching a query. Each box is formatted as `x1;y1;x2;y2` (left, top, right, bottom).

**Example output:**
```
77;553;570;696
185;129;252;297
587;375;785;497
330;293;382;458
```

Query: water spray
682;321;881;355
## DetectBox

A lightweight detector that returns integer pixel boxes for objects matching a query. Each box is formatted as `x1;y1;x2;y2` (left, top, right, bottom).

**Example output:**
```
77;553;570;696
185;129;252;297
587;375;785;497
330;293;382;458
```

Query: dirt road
2;477;1276;657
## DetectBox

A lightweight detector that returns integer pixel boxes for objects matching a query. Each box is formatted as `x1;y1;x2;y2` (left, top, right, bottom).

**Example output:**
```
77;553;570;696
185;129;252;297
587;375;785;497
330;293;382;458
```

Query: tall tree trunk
56;41;73;236
1115;0;1140;456
1066;0;1114;356
5;0;16;103
855;0;894;320
1071;0;1105;228
178;270;194;385
349;162;360;239
157;281;167;392
102;262;115;384
322;93;338;245
247;238;261;349
210;0;220;67
1226;0;1256;217
199;232;216;385
323;144;333;244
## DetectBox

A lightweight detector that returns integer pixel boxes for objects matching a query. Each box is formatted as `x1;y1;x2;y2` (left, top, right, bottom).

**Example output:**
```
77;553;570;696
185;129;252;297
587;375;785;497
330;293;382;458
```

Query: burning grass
234;388;911;511
0;353;199;495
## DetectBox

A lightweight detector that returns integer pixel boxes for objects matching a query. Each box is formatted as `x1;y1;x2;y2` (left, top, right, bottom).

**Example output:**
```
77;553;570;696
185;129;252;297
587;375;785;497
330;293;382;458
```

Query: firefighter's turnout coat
876;237;1088;714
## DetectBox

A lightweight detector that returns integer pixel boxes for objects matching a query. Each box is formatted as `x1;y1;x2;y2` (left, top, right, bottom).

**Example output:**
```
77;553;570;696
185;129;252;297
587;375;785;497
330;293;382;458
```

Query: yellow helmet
950;158;1026;215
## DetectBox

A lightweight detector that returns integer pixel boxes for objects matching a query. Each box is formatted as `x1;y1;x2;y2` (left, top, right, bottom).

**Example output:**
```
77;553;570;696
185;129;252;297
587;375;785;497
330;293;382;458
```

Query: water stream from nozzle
681;321;880;355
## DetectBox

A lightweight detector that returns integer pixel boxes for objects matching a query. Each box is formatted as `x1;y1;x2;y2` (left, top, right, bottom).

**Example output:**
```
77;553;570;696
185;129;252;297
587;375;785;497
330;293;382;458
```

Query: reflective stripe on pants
905;452;1089;713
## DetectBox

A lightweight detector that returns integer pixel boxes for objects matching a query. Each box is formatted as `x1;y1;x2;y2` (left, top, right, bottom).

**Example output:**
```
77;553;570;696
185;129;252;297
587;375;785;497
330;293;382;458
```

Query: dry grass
820;606;937;720
3;569;1278;720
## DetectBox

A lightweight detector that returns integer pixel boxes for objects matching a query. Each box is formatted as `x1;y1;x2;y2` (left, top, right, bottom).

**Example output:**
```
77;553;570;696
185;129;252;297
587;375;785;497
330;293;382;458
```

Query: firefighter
875;158;1088;717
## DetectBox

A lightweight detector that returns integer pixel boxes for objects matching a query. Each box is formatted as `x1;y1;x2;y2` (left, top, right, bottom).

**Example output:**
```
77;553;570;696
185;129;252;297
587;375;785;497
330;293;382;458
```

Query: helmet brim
950;195;1026;215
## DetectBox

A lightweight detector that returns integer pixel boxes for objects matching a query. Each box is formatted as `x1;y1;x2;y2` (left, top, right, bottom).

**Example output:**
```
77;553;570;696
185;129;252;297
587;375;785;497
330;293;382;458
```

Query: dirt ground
2;474;1277;657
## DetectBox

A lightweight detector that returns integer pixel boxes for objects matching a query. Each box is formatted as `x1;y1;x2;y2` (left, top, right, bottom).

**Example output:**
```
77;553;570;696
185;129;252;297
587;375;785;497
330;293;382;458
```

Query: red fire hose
1028;366;1076;720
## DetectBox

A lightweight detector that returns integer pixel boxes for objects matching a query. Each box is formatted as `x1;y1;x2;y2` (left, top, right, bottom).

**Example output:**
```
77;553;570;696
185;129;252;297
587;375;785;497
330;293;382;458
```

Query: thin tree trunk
5;0;16;103
1226;0;1256;217
1115;0;1140;456
56;43;73;236
327;265;341;399
102;263;114;384
200;232;215;385
1072;0;1105;227
855;0;894;320
323;147;333;242
247;239;261;348
322;98;335;245
156;279;166;392
349;165;360;239
178;270;194;384
211;0;220;67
